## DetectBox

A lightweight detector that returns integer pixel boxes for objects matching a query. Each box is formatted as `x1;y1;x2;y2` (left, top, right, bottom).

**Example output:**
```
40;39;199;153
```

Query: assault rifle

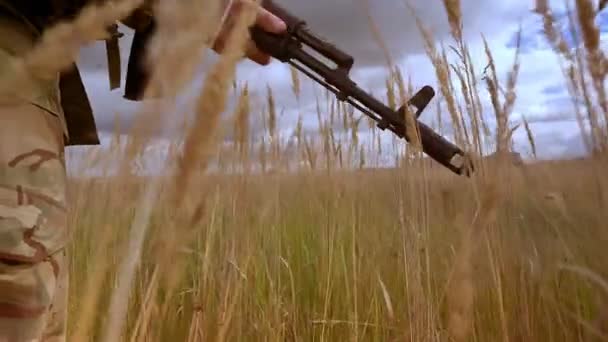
123;0;473;175
250;0;473;176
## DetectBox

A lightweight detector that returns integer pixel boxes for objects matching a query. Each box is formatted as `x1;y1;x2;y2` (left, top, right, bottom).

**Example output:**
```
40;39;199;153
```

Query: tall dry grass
6;0;608;340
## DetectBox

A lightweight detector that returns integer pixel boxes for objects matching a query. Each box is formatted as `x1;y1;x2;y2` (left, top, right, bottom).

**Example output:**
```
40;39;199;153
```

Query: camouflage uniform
0;1;153;340
0;9;71;341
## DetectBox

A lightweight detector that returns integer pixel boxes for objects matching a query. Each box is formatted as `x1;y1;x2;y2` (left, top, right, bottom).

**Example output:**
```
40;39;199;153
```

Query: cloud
512;120;588;159
506;3;608;52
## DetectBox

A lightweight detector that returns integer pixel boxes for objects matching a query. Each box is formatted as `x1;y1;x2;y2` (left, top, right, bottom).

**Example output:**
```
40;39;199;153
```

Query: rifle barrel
287;48;470;175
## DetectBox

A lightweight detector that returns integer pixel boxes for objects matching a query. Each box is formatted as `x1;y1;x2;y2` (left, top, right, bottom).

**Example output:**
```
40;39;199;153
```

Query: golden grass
7;0;608;340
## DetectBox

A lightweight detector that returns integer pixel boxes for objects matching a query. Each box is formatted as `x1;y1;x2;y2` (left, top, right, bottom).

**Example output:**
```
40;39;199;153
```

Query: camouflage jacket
0;0;154;146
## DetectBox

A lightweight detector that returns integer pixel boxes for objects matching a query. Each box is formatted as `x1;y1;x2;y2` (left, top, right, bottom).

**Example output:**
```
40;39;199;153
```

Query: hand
212;0;286;65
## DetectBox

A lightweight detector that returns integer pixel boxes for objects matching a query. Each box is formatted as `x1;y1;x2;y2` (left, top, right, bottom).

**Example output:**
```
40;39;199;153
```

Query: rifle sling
124;18;155;101
105;23;122;90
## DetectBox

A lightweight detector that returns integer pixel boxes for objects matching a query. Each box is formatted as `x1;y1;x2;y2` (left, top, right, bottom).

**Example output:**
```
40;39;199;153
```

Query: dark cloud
78;0;533;72
276;0;530;66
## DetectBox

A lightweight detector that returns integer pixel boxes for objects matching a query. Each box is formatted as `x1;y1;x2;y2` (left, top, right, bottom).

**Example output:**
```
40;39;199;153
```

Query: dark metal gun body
251;0;472;176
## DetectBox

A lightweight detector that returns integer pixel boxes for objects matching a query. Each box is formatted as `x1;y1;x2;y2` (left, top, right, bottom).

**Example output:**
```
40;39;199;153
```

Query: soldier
0;1;285;340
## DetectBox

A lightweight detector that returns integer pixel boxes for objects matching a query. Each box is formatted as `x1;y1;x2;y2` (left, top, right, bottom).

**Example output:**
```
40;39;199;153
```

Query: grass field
65;157;608;341
14;0;608;340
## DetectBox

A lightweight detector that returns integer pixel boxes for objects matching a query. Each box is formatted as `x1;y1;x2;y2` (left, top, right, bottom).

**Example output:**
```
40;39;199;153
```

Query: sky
67;0;608;174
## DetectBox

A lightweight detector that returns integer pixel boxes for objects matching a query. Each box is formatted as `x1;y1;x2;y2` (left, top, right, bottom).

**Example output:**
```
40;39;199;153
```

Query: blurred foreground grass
35;0;608;340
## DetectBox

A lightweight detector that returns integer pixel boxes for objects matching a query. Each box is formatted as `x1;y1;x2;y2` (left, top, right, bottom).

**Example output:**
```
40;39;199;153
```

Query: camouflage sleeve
0;12;70;342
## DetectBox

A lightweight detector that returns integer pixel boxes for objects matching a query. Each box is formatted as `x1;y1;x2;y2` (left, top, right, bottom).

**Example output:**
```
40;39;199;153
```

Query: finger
226;0;286;33
254;6;286;33
212;0;285;63
224;0;285;33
